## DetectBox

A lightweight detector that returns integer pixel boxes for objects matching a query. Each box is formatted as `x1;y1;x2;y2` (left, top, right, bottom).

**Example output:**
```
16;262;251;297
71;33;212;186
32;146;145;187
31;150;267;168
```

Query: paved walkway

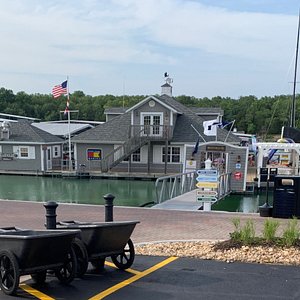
0;199;291;243
152;190;203;210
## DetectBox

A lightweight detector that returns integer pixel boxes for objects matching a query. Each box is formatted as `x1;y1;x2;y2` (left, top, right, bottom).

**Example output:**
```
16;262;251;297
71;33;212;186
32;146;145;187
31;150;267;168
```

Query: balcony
130;125;173;141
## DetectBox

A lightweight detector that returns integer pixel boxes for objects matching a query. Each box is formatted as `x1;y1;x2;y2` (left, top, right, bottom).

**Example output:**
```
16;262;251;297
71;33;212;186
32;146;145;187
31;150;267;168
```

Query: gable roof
104;107;128;115
156;95;239;143
72;112;131;143
126;96;181;114
1;120;64;144
192;107;224;116
73;95;240;144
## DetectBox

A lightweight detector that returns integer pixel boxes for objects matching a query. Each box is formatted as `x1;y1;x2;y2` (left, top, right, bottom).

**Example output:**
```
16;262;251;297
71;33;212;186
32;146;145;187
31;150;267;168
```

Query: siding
0;144;41;171
185;142;247;192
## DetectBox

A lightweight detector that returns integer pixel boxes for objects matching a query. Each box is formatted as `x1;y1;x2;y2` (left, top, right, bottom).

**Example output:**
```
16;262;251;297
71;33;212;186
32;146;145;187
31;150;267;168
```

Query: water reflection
0;175;272;212
212;191;273;213
0;175;156;206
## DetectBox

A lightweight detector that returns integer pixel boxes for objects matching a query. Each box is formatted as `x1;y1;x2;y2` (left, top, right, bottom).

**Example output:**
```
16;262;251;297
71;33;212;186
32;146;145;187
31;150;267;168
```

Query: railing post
104;193;115;222
44;201;58;229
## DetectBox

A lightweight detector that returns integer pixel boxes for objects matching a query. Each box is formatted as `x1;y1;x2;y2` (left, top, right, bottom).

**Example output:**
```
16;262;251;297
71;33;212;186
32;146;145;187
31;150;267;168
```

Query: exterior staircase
100;129;149;172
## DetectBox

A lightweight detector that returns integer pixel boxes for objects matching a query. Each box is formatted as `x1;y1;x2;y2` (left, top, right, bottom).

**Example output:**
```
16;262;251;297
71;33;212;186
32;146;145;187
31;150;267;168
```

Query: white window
123;148;141;162
132;148;141;162
13;146;35;159
20;147;29;158
141;113;163;136
53;145;61;158
162;146;181;163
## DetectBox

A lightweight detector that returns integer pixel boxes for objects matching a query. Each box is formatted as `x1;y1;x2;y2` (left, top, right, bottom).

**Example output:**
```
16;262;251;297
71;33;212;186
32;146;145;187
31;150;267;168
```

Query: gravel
135;240;300;265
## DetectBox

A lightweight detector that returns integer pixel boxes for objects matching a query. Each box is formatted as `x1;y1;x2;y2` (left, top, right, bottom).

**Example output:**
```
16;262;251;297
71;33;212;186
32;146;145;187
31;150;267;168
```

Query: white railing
155;171;197;204
217;172;231;200
155;171;231;204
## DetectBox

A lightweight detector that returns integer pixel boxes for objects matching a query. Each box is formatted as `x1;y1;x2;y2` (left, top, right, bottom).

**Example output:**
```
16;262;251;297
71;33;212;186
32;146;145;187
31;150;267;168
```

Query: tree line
0;87;298;138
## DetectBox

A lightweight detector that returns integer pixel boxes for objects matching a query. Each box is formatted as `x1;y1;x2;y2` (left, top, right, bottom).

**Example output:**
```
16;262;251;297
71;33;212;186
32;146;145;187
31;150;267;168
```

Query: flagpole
191;124;206;142
67;76;72;171
224;120;235;142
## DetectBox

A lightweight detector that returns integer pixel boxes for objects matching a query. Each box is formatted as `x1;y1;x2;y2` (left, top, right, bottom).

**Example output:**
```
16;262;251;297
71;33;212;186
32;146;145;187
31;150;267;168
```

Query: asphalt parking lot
1;255;300;300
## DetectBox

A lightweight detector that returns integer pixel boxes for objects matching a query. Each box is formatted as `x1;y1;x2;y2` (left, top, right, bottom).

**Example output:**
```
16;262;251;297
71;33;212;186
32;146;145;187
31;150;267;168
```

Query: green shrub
282;217;300;247
240;220;256;245
230;218;241;241
263;219;279;242
230;218;256;244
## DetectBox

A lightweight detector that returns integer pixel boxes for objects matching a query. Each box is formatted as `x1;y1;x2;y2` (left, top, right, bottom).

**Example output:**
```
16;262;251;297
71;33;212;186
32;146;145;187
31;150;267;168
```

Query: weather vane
164;72;173;84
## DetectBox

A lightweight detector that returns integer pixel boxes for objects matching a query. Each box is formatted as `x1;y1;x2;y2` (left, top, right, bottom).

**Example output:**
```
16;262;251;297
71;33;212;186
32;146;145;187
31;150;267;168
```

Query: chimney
161;73;173;96
1;121;10;140
161;82;172;96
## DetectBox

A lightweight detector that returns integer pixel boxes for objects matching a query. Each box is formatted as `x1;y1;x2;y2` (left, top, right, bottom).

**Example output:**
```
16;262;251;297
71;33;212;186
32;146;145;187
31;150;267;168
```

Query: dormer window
141;112;163;136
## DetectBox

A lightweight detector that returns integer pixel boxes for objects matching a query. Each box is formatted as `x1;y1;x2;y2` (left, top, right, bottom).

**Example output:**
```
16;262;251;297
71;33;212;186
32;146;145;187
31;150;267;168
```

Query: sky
1;0;300;99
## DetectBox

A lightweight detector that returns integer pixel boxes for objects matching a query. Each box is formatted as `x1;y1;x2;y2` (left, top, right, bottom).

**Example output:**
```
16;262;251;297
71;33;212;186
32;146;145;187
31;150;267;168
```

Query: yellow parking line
104;261;141;275
89;256;178;300
19;284;55;300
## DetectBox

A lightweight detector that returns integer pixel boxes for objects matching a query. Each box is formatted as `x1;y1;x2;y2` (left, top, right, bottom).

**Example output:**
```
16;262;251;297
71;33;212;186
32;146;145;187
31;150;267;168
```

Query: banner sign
87;149;102;161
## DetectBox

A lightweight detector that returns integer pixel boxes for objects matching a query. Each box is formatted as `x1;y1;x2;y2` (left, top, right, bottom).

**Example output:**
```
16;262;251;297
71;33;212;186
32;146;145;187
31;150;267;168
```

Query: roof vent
161;72;173;96
1;121;10;140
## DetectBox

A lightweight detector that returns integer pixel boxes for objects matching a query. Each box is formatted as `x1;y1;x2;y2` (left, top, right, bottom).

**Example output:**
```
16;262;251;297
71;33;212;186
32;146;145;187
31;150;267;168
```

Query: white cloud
0;0;298;97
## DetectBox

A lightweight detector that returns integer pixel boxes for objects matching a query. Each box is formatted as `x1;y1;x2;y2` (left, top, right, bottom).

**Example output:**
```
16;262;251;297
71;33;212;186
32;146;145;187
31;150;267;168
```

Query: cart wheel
72;238;88;277
0;250;20;295
90;258;105;271
31;271;47;285
55;246;77;284
111;239;135;270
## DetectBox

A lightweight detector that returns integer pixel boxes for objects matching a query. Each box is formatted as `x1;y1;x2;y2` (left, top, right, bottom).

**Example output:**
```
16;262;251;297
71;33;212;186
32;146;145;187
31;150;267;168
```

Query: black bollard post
44;201;58;229
259;179;273;217
104;194;115;222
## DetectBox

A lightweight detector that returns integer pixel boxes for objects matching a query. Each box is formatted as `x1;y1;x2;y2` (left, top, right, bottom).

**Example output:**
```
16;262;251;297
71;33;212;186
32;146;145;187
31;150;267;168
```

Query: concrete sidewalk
0;199;291;243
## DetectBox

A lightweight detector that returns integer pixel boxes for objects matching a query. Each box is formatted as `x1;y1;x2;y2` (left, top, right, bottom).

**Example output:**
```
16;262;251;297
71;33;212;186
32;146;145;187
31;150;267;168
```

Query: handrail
130;125;173;140
217;172;231;200
155;171;232;204
100;128;149;172
155;171;197;203
100;125;172;172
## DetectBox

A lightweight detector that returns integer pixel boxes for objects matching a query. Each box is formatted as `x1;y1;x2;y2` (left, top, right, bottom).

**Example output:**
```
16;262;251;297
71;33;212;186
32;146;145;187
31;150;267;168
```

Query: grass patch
226;217;300;248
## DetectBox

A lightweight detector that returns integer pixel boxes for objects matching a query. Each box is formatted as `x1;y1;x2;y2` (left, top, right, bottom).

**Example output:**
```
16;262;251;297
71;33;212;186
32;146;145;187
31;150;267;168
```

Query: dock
152;190;202;211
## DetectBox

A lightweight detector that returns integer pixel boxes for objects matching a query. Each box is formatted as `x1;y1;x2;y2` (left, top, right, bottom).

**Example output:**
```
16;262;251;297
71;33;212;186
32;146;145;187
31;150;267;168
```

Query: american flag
52;80;68;98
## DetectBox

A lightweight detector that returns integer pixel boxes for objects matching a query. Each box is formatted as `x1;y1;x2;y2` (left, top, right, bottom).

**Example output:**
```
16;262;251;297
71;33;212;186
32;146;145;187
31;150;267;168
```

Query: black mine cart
0;227;79;296
56;220;139;277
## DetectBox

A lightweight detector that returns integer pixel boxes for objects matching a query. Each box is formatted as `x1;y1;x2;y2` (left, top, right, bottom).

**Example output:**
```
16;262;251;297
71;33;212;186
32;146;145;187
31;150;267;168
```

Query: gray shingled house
72;83;245;178
0;120;64;173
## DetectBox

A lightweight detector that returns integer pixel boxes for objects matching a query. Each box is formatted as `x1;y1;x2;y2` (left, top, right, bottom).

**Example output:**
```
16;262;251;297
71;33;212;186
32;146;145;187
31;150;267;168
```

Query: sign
234;172;242;180
185;160;197;171
87;149;102;161
206;145;226;152
197;197;217;202
197;169;218;176
196;182;218;188
196;190;218;196
196;176;218;182
0;153;16;161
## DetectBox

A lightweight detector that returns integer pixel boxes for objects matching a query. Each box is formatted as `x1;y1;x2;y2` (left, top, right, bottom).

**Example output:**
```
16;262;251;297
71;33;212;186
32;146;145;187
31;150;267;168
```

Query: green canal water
0;175;271;213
